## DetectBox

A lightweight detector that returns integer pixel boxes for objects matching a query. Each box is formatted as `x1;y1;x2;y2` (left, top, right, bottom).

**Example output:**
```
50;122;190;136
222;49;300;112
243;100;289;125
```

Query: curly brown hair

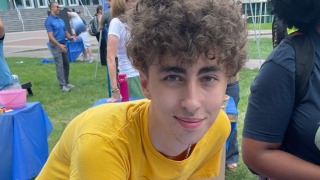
126;0;247;77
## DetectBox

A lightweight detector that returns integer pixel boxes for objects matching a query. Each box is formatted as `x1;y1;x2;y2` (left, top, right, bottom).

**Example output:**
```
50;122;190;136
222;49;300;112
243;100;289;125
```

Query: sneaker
89;57;94;63
66;83;75;89
61;86;70;92
226;163;237;171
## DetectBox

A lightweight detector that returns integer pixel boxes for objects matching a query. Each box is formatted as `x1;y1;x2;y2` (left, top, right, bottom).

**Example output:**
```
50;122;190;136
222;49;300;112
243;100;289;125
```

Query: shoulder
65;99;150;141
45;14;54;23
264;39;295;73
205;110;231;144
110;17;121;24
109;18;123;32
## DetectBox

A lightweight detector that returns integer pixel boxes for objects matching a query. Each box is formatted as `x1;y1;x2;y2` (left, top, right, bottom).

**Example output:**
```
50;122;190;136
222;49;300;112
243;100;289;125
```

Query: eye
164;75;181;81
201;76;216;82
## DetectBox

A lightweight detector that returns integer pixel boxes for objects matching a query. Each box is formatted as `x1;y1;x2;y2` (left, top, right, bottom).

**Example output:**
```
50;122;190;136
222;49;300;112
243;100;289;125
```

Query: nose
180;81;201;113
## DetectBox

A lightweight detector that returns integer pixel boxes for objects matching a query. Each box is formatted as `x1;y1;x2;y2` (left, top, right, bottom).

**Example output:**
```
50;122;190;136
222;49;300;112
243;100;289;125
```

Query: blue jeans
225;81;240;165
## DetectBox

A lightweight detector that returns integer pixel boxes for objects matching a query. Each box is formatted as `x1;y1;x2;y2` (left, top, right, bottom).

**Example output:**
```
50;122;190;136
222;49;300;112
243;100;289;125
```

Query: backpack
283;32;315;105
88;16;99;36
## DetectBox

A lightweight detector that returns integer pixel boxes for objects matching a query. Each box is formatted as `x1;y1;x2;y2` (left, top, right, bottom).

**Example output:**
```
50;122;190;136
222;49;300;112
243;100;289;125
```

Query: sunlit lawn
248;38;273;59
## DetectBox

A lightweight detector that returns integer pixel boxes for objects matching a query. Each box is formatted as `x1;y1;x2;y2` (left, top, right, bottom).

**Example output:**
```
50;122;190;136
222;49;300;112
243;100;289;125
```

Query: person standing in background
99;0;112;32
45;2;75;92
99;0;112;63
106;0;144;102
0;16;13;91
225;0;246;171
76;9;86;26
94;5;107;66
74;10;94;62
67;9;86;37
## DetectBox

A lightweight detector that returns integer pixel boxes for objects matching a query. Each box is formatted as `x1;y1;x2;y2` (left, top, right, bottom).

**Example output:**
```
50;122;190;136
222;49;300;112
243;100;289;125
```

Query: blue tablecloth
47;40;84;62
0;102;53;180
67;39;84;62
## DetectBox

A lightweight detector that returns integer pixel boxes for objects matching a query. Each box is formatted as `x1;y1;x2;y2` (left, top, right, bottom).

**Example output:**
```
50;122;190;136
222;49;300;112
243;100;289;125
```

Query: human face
51;2;60;16
141;53;228;146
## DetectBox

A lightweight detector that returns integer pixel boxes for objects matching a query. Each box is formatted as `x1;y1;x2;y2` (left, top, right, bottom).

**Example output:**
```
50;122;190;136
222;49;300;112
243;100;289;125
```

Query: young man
37;0;247;179
242;0;320;179
0;17;13;91
45;2;75;92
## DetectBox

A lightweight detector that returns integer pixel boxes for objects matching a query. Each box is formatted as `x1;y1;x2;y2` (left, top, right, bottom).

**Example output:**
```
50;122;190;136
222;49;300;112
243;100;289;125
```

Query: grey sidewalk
3;30;267;69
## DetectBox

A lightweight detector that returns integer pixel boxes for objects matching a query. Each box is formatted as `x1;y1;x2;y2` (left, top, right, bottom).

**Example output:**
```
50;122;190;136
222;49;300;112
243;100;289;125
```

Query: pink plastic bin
0;89;27;109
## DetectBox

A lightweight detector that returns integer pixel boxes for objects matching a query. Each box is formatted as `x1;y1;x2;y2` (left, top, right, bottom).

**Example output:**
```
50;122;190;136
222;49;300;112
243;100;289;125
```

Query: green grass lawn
247;23;272;30
5;56;261;179
7;58;109;150
248;38;273;60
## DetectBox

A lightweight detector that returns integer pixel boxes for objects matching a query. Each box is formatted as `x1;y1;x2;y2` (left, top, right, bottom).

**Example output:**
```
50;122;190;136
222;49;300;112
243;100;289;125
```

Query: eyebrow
198;66;223;74
159;66;186;74
158;65;222;75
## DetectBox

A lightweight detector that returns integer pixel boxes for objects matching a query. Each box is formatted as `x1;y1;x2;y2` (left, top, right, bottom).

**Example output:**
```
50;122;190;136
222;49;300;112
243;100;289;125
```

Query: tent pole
249;0;262;66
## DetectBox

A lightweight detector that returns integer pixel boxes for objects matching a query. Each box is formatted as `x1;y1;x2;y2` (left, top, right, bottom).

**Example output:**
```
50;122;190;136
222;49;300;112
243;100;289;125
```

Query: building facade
241;0;273;23
0;0;102;11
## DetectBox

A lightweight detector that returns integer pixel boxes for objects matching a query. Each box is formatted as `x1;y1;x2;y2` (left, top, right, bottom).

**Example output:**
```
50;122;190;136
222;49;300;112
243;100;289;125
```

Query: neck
160;144;194;161
51;12;58;17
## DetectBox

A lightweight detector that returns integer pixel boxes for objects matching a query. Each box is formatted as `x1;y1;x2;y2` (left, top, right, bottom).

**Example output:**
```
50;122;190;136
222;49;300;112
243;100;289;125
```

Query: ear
139;70;151;100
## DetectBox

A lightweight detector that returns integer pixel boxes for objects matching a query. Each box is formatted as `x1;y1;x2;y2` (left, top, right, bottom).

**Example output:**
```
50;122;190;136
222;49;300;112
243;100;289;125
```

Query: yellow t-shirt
37;99;230;179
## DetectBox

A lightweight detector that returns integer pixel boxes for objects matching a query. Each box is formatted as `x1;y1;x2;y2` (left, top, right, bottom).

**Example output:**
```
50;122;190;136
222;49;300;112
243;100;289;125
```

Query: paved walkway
3;30;268;69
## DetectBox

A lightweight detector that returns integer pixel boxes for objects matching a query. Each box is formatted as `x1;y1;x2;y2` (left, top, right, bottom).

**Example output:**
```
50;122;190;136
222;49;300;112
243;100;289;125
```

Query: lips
174;116;203;129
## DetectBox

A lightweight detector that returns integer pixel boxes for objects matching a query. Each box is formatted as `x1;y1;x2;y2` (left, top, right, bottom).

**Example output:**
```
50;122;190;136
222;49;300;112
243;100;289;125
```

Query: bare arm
67;12;76;36
99;24;104;31
106;34;120;101
65;31;75;41
0;17;4;38
97;14;102;23
242;137;320;179
98;14;105;31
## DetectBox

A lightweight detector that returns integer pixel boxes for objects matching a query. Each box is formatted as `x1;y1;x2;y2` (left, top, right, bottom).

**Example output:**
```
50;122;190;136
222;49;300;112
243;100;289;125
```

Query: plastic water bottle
11;74;22;89
118;73;129;102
